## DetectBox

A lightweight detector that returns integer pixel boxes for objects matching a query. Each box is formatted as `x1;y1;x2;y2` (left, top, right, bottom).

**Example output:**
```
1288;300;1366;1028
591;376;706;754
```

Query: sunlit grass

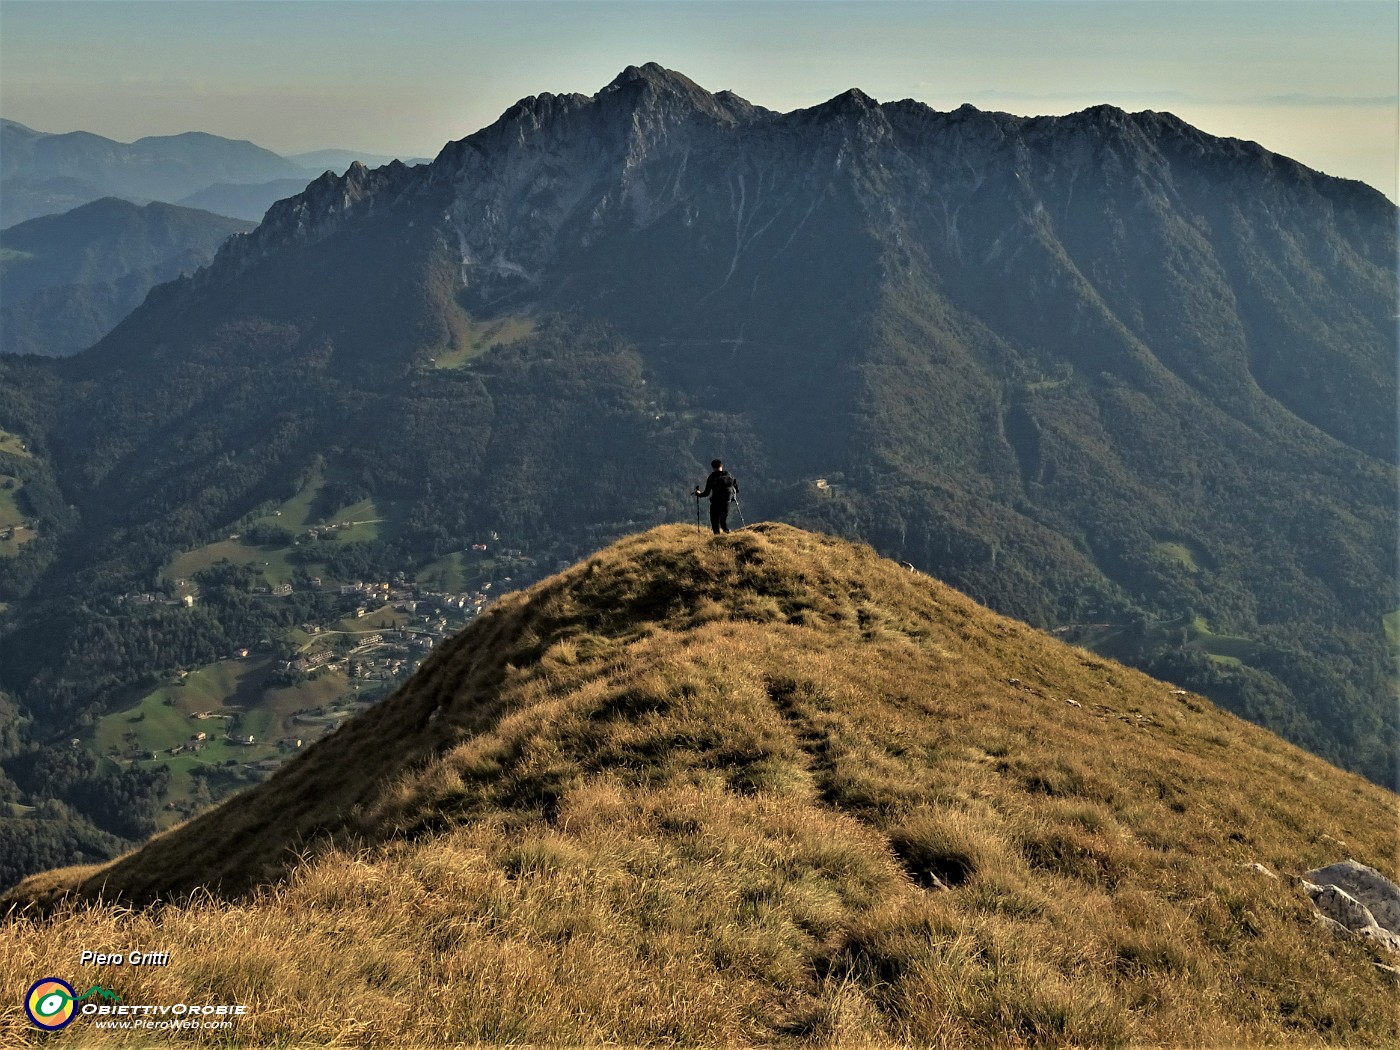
4;523;1395;1047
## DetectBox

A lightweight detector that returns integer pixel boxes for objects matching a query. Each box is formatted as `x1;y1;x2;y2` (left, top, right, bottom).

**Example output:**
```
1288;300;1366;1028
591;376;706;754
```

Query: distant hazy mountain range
0;120;429;353
0;65;1393;887
0;198;255;357
286;148;433;173
0;119;429;227
170;177;338;222
172;179;324;223
175;153;435;223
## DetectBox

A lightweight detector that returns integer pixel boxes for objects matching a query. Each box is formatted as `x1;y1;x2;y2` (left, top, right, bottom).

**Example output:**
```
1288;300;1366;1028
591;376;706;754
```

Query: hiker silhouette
694;459;738;535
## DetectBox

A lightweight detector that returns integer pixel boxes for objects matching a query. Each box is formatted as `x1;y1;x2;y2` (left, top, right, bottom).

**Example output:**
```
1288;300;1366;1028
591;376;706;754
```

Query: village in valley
2;457;658;828
74;463;588;826
96;539;558;825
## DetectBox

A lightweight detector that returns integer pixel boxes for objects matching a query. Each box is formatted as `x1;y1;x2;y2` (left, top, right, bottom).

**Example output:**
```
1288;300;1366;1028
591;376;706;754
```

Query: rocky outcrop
431;63;768;297
1303;860;1400;953
199;158;420;284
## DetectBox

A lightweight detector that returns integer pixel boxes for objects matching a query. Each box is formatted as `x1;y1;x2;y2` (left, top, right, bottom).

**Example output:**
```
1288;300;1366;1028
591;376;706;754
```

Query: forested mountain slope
0;198;254;356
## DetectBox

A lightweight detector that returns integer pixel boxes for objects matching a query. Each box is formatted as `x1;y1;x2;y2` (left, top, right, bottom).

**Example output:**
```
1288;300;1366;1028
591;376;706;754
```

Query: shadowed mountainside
0;198;254;356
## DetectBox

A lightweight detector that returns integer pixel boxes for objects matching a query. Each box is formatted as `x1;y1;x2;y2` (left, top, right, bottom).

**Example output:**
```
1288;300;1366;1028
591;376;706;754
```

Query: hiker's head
712;459;723;470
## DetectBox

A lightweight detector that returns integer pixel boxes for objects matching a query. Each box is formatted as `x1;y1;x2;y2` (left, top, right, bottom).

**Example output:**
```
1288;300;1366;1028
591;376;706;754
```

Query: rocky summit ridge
203;62;1390;304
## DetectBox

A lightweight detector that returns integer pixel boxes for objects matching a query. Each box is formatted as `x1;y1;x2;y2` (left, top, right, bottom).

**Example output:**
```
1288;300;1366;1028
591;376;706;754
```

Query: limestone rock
1303;860;1400;953
1306;860;1400;935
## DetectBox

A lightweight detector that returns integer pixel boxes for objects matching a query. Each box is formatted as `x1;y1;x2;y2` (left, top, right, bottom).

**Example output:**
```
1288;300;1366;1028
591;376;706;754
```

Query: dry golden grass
3;523;1396;1047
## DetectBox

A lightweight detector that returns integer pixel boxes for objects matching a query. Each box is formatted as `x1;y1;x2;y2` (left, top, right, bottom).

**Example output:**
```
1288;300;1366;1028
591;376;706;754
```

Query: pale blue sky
2;1;1396;199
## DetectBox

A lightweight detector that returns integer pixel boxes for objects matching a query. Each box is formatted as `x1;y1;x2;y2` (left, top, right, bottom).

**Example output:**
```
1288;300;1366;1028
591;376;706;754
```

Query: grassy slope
164;481;389;584
418;550;498;593
2;523;1396;1048
88;657;374;826
0;478;26;530
431;314;536;369
89;662;277;815
163;539;301;587
0;427;35;459
251;470;326;531
0;474;36;558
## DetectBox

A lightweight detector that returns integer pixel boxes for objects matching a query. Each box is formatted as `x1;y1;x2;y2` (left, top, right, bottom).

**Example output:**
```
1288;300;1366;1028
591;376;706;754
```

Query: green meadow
431;314;536;369
0;428;32;459
90;657;363;826
1154;539;1208;572
1186;615;1259;666
0;474;35;558
254;468;385;537
417;550;498;593
333;603;410;634
167;472;393;585
321;498;384;542
416;552;467;592
253;469;327;531
164;539;302;586
0;477;27;528
0;525;40;558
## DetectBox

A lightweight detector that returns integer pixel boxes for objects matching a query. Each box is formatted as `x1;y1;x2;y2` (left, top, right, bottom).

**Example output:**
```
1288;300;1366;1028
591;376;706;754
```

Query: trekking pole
695;493;701;534
733;496;746;528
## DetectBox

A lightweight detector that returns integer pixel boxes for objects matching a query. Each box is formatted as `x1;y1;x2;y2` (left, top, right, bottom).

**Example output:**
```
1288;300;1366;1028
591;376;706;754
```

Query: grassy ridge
2;524;1395;1047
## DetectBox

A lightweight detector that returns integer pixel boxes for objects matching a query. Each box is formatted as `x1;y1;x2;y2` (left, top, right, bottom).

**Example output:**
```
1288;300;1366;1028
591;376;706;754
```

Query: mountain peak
829;86;878;109
804;86;888;127
596;61;752;125
603;62;696;93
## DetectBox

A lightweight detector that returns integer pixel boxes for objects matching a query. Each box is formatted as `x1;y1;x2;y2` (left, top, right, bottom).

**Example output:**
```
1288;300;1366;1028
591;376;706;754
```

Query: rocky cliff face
203;159;421;284
207;62;1391;326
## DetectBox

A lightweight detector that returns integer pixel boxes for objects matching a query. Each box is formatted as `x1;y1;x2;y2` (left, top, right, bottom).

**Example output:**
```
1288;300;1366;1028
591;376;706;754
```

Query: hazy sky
2;1;1396;200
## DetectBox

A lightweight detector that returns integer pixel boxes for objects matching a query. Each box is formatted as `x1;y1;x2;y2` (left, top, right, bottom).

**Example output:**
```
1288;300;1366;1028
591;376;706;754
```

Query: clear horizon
1;1;1396;201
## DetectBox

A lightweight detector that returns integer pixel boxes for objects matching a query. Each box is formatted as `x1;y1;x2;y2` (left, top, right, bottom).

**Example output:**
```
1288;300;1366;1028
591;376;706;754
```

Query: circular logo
25;977;76;1030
